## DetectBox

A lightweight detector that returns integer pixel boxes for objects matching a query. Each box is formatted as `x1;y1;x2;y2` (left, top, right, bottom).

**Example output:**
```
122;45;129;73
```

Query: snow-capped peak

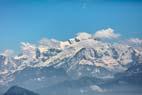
0;31;142;85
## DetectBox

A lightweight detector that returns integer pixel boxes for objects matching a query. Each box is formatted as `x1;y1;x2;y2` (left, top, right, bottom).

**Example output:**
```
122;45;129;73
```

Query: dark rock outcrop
4;86;39;95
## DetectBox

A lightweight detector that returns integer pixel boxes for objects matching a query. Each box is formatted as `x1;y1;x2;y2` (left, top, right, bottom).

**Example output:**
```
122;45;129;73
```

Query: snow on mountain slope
32;38;139;80
0;50;17;85
0;31;142;86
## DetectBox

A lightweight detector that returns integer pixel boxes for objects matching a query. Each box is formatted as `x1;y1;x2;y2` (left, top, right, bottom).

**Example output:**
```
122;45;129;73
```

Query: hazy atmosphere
0;0;142;95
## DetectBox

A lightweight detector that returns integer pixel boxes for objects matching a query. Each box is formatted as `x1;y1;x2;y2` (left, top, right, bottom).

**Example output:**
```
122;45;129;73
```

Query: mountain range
0;32;142;95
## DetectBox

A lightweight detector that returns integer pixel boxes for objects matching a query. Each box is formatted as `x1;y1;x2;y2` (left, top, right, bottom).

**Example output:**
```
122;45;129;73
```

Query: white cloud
127;38;142;44
76;32;92;40
20;42;37;59
90;85;107;93
21;42;36;52
39;38;60;49
94;28;120;39
2;49;15;57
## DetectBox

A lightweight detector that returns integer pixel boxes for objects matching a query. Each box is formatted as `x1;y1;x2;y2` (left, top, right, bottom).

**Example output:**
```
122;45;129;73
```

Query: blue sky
0;0;142;51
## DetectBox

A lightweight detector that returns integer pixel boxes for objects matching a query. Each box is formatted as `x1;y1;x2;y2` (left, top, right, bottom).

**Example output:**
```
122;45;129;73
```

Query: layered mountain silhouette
4;86;39;95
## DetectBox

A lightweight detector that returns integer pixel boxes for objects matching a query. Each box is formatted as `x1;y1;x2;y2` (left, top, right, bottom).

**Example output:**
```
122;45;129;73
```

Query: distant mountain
4;86;39;95
0;32;142;95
